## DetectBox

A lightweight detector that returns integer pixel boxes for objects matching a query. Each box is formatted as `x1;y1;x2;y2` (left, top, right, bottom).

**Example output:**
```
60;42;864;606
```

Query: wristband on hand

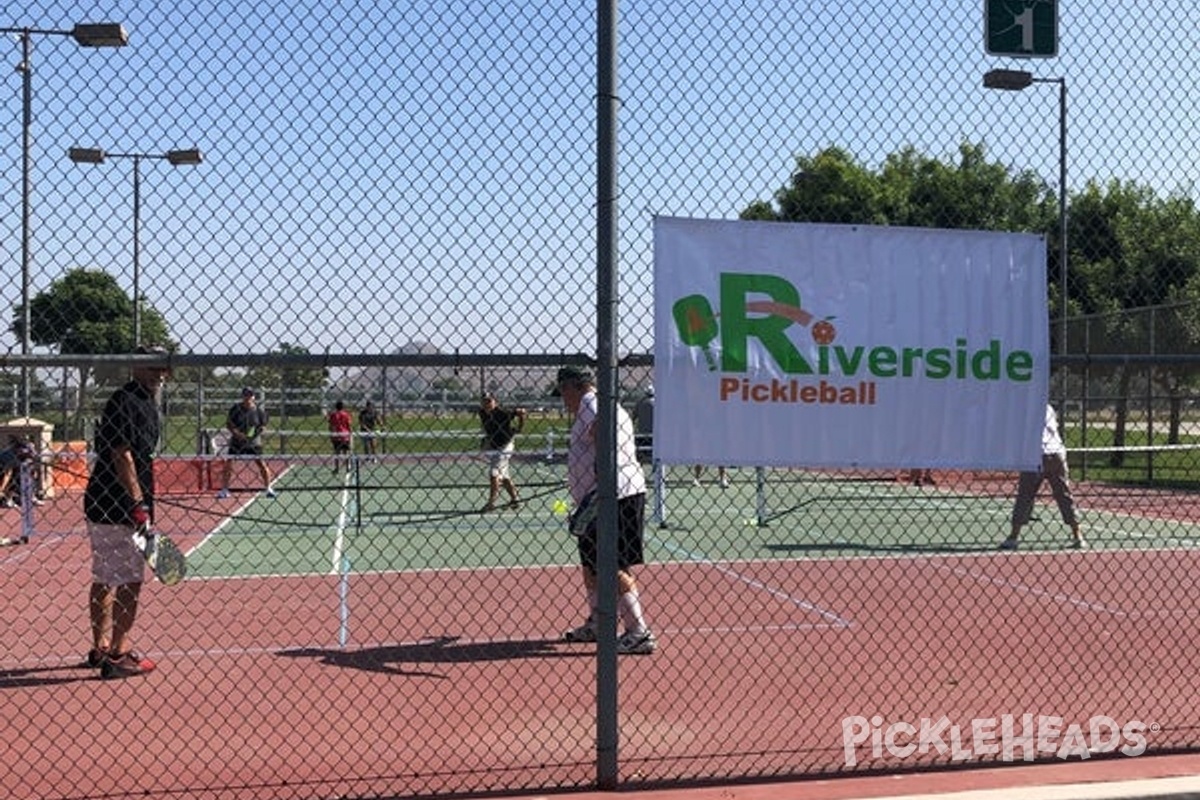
131;503;151;528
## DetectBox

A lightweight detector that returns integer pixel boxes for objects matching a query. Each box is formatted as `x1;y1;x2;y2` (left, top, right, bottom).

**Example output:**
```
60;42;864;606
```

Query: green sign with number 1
985;0;1057;58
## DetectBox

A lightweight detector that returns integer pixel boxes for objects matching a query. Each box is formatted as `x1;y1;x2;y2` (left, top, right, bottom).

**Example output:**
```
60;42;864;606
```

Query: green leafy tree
742;146;886;225
1069;181;1200;446
15;268;172;357
743;143;1054;233
12;268;175;422
742;143;1059;329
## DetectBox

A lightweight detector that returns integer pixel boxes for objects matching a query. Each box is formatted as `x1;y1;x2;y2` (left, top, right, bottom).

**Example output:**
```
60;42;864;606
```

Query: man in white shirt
555;366;656;655
1001;403;1085;550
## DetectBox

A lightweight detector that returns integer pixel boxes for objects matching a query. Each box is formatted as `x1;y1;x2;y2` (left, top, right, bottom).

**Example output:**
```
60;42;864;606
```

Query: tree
15;268;172;357
743;143;1054;234
743;147;886;225
742;143;1059;325
1069;181;1200;448
12;268;175;419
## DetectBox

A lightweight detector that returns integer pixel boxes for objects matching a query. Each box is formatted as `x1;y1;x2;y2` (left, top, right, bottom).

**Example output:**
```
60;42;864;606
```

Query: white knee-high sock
618;590;646;634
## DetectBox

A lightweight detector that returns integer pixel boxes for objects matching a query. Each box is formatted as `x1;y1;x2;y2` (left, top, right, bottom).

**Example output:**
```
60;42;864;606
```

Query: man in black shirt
478;392;526;511
84;346;172;679
217;387;275;498
358;401;381;458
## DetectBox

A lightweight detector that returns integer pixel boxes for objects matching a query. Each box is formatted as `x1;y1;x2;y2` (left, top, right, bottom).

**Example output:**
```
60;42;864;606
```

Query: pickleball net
27;439;1200;553
170;448;568;524
647;442;1200;550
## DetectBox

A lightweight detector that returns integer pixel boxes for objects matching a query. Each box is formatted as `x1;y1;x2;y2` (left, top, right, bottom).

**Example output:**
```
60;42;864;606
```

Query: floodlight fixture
983;69;1034;91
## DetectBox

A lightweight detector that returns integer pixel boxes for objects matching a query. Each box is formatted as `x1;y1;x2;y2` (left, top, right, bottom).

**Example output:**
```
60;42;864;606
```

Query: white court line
188;495;255;555
0;530;70;572
650;533;852;628
925;561;1129;617
0;623;841;670
187;462;297;555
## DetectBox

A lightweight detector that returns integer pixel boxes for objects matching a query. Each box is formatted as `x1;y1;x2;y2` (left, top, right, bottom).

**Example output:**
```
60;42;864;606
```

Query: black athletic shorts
229;438;263;457
576;493;646;574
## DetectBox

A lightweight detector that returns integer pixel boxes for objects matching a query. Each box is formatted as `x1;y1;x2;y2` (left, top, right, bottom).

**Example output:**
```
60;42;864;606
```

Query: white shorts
88;521;145;586
485;442;514;480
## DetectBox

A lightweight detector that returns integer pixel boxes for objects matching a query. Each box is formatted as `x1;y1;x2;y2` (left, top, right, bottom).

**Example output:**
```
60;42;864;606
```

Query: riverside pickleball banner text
652;217;1048;470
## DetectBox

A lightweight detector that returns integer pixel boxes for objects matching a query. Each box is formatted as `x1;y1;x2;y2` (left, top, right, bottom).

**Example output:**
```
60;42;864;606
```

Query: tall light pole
68;147;203;347
3;22;128;416
984;68;1068;405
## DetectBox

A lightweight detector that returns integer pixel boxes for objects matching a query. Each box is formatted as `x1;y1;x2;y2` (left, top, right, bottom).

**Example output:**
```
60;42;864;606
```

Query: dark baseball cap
552;366;594;395
241;386;256;398
133;344;171;371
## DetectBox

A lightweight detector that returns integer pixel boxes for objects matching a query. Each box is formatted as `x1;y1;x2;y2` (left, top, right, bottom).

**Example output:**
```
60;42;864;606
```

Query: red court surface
4;488;1200;799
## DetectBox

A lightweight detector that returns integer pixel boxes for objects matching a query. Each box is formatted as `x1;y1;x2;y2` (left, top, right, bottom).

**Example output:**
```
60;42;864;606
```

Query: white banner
653;217;1048;470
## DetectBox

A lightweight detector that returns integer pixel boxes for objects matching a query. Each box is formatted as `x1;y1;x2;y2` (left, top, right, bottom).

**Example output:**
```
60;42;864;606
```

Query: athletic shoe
691;478;701;487
563;622;598;643
999;537;1019;551
617;629;657;655
83;647;108;668
506;499;521;511
1071;537;1087;549
216;488;231;499
100;651;156;679
719;477;730;489
264;488;277;498
480;502;495;513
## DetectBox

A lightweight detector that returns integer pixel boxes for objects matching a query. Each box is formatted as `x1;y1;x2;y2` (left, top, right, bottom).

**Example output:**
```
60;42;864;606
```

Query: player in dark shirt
217;387;275;498
84;345;172;679
478;392;526;511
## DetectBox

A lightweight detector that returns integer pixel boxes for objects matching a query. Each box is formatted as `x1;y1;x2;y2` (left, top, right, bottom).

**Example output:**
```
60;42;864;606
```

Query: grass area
1063;424;1200;488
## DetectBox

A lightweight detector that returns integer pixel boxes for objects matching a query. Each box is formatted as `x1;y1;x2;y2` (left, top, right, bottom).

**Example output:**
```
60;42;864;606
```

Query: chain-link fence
4;2;1200;798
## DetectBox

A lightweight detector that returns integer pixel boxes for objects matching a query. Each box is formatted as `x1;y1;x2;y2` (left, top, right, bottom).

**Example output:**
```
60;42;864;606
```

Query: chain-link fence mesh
3;2;1200;798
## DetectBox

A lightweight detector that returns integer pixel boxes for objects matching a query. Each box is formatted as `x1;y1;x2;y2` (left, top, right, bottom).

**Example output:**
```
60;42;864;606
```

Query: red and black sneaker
83;647;109;669
100;651;156;680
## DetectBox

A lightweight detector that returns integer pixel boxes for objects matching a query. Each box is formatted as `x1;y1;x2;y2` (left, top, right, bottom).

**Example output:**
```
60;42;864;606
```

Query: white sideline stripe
1;624;845;670
927;561;1130;617
651;534;852;628
187;495;253;555
188;464;296;555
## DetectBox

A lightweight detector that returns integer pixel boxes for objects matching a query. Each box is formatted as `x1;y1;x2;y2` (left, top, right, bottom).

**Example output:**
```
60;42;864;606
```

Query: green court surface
179;460;1200;579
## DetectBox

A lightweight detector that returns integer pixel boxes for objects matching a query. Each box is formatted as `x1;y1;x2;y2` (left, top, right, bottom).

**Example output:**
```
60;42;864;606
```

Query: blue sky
3;0;1198;360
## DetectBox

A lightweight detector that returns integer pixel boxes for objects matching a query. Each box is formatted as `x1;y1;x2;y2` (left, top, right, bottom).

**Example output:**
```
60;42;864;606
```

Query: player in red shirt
328;400;353;474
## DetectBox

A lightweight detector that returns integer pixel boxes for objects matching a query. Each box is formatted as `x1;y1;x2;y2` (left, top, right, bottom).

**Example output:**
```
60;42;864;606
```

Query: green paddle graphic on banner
672;294;720;370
